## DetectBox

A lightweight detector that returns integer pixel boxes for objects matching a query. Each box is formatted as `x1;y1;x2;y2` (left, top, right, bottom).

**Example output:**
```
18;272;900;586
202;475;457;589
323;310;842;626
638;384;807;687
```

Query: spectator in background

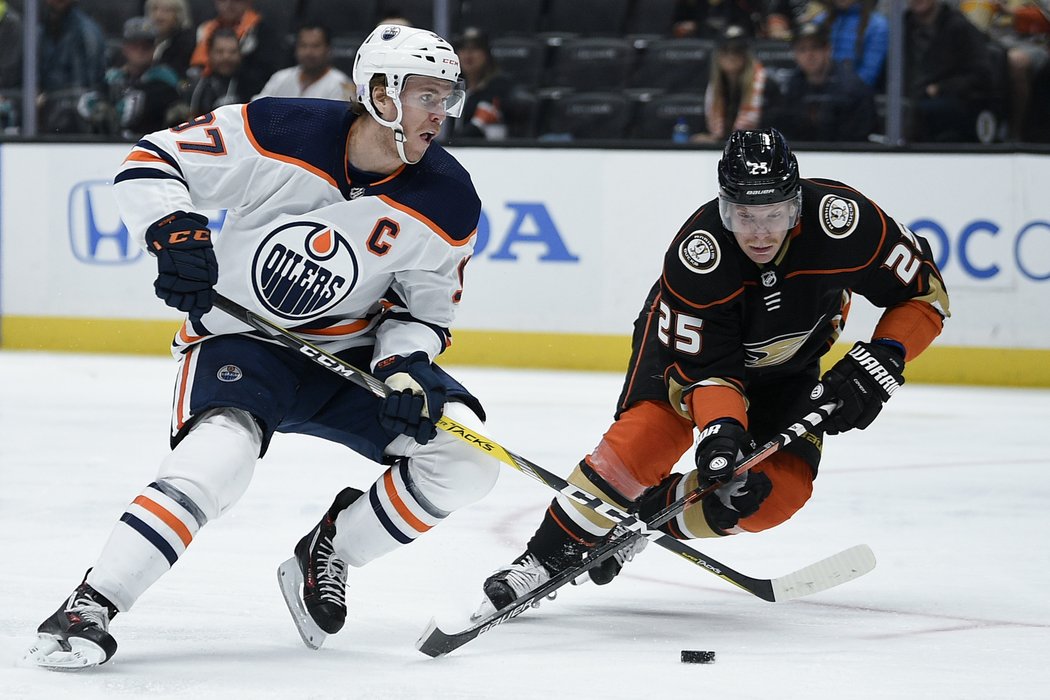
254;23;353;100
96;17;183;139
0;0;22;134
38;0;108;133
188;27;249;116
960;0;1050;141
773;21;875;141
672;0;767;39
0;0;23;89
904;0;996;142
190;0;287;99
815;0;890;88
39;0;107;92
377;8;413;27
692;25;780;143
451;27;511;140
766;0;825;39
148;0;197;78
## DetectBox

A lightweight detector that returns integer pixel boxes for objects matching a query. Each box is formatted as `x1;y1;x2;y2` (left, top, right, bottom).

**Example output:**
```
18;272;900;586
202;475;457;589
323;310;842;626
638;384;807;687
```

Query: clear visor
398;75;466;118
718;192;802;233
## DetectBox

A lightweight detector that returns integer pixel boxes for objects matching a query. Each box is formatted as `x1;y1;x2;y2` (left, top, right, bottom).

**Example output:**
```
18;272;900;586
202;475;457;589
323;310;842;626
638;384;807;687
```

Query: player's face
395;76;464;159
724;201;797;264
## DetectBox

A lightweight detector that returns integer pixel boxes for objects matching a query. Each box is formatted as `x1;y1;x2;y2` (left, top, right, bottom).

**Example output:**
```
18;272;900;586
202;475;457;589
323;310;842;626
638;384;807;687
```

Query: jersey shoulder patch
662;204;744;309
244;98;352;180
384;145;481;243
798;178;889;271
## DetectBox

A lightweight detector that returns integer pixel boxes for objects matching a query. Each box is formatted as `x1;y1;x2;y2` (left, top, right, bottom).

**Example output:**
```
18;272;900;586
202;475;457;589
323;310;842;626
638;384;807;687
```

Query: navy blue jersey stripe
114;168;188;187
134;139;183;176
120;513;178;566
368;484;413;544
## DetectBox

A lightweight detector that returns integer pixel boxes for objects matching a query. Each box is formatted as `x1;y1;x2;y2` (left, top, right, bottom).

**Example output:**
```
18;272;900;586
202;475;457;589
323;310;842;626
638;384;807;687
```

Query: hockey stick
213;294;865;592
415;404;876;657
211;297;874;639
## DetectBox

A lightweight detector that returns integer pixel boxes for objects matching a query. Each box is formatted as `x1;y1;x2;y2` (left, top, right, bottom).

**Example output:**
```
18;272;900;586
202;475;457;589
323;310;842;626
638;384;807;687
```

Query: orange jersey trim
175;346;196;431
377;194;474;247
242;104;339;188
293;318;371;336
123;150;169;165
178;321;207;345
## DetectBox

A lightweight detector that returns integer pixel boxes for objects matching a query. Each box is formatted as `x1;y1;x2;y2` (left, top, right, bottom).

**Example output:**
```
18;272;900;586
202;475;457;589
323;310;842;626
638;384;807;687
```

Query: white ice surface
1;351;1048;699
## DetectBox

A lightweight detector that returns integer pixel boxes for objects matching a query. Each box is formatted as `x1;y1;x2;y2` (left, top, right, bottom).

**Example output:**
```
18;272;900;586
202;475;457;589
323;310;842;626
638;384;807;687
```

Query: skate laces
498;553;551;598
610;526;647;566
313;535;348;606
64;589;111;631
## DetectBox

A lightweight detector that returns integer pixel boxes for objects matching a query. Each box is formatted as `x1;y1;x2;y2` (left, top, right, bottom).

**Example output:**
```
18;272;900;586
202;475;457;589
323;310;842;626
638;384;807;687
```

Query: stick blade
415;616;481;658
770;544;876;601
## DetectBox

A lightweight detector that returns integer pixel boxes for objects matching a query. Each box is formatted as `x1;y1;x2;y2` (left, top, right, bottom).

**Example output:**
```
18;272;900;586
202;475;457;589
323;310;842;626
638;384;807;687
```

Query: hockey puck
681;650;716;664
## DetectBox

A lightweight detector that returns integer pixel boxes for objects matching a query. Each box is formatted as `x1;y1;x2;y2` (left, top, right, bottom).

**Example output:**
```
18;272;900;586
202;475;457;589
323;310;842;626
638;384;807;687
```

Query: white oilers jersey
113;98;481;364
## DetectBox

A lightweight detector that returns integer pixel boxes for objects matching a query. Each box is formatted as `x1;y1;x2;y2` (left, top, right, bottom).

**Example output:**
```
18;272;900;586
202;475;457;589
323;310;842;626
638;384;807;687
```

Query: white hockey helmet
353;24;465;163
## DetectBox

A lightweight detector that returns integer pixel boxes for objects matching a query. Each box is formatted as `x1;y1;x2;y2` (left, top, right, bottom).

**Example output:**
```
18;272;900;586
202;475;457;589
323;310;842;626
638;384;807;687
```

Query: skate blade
22;634;106;671
277;556;326;651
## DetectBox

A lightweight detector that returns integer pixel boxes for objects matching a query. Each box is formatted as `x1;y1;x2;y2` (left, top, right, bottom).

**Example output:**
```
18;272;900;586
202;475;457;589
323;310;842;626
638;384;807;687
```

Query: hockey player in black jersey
479;128;950;612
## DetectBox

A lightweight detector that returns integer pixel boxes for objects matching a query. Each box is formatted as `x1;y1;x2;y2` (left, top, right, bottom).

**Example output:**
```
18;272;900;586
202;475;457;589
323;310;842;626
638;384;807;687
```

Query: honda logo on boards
67;180;142;265
68;181;227;265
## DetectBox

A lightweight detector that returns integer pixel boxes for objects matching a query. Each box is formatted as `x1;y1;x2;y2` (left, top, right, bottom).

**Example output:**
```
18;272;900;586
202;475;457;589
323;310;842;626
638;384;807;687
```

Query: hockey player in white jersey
24;24;501;669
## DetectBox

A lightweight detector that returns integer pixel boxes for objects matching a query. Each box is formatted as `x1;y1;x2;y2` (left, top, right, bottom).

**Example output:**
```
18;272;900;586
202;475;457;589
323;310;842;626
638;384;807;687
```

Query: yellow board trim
3;315;1049;387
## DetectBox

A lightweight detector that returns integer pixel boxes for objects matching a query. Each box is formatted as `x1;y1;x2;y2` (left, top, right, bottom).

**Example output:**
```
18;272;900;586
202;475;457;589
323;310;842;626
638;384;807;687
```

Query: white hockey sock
87;479;207;611
88;409;260;610
332;460;449;567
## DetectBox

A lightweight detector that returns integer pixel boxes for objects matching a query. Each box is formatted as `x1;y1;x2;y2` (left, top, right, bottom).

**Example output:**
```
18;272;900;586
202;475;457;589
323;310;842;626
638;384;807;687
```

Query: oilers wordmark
252;222;358;320
259;244;346;313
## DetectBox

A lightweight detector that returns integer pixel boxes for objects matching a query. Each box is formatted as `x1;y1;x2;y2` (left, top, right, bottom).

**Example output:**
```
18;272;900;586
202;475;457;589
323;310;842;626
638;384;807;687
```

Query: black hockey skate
24;573;119;670
477;527;648;618
579;525;648;586
481;551;554;613
278;486;363;649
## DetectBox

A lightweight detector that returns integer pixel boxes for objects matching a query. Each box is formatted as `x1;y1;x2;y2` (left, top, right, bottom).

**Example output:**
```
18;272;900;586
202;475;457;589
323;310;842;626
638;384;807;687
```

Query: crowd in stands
0;0;1047;144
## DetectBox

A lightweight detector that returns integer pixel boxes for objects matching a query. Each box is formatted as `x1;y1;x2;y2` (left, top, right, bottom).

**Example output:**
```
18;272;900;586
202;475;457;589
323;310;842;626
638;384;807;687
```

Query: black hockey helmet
717;128;800;206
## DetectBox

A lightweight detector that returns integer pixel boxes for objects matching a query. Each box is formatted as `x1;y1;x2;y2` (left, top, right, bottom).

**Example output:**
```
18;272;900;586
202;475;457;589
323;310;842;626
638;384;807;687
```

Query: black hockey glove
374;352;448;445
144;211;217;320
694;419;754;486
703;470;773;533
817;340;905;435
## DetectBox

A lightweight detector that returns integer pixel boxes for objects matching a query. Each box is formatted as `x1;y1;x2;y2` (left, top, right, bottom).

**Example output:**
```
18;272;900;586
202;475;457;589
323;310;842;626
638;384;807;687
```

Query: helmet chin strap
363;88;420;166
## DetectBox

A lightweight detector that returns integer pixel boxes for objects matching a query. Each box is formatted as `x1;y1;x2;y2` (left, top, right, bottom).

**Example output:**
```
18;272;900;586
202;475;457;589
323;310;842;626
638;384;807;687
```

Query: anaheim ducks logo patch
819;195;860;239
251;221;358;320
678;230;720;274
